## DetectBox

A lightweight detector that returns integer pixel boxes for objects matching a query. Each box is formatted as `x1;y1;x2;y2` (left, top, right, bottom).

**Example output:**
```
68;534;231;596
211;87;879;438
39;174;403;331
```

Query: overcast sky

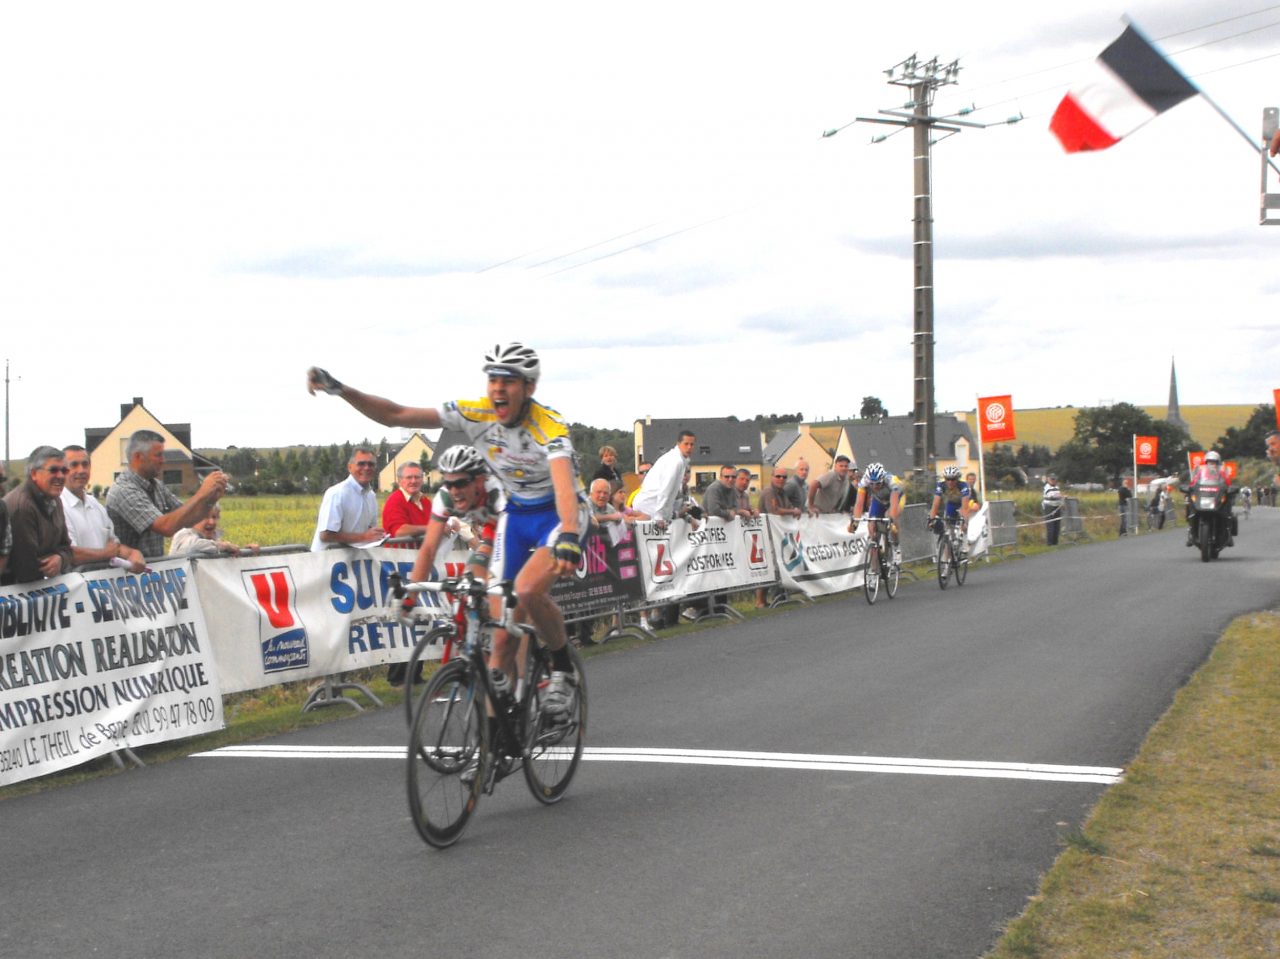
3;1;1278;457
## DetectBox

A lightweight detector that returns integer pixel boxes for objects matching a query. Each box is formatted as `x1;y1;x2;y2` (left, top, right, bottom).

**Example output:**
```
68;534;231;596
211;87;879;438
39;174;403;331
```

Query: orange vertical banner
1134;435;1159;466
977;395;1016;443
1273;389;1280;429
1188;451;1206;472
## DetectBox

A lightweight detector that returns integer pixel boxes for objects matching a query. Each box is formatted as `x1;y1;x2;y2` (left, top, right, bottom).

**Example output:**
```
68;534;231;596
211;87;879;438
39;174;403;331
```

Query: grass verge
984;611;1280;958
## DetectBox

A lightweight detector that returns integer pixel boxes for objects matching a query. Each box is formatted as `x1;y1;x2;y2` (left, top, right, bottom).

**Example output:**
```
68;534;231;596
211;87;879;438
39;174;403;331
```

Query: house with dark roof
761;425;837;476
818;413;976;480
633;416;768;492
84;397;221;495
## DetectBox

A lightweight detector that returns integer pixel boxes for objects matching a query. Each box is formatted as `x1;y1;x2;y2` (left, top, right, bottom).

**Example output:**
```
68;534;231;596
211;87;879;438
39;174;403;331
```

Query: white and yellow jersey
439;397;579;505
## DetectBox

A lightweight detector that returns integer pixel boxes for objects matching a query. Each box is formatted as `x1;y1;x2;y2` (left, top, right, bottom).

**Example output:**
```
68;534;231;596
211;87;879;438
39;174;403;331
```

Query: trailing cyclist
928;466;972;543
851;462;904;565
306;342;588;719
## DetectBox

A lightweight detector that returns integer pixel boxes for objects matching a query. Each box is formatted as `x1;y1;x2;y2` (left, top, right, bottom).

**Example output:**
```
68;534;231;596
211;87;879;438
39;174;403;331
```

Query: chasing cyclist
306;342;587;717
928;466;973;544
851;462;904;565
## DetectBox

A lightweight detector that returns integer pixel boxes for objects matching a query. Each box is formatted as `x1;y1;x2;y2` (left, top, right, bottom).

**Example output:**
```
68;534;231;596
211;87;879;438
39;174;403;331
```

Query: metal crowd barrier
987;500;1021;557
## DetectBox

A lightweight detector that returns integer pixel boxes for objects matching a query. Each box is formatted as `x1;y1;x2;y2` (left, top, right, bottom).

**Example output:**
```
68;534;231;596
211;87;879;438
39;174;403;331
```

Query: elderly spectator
632;432;696;524
703;465;741;521
783;458;809;513
587;478;627;528
311;447;383;551
106;429;228;558
2;446;75;584
382;461;431;545
170;504;256;556
808;455;853;515
60;445;146;572
593;445;624;494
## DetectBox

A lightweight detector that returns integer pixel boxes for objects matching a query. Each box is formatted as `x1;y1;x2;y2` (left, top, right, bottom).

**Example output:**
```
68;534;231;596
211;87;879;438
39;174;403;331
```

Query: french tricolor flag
1050;26;1198;152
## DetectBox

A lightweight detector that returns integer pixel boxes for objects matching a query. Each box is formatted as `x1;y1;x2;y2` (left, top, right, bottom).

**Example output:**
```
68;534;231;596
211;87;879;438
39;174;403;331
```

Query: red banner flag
1224;461;1239;483
1134;435;1159;466
1273;389;1280;429
1188;451;1205;472
977;395;1016;443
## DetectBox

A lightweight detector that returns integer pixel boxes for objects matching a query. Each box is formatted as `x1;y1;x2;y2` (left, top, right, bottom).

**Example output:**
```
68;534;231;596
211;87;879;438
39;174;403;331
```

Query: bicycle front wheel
863;543;880;605
403;625;458;726
936;537;951;589
884;546;899;599
522;644;587;805
407;661;488;848
953;534;968;587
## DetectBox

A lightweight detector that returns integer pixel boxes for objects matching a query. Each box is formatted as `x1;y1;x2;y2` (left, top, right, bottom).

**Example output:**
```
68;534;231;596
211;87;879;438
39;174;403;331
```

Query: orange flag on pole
1188;451;1206;472
977;395;1016;443
1134;435;1159;466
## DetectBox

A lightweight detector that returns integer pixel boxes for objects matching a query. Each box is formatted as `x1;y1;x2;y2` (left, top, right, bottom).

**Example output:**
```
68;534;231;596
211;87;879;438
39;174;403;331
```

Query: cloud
233;248;484;279
844;228;1252;261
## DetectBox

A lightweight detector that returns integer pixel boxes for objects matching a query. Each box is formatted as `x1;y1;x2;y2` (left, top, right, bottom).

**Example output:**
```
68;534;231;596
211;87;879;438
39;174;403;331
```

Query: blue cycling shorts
867;496;889;519
491;496;589;581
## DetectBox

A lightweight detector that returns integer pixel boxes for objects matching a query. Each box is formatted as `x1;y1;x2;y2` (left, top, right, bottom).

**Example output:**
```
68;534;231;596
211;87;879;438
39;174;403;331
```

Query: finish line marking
192;745;1122;784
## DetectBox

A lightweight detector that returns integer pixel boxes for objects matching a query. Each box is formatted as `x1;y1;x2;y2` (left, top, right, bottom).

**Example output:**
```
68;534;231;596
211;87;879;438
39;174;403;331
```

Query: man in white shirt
310;448;384;551
632;431;696;524
60;445;146;571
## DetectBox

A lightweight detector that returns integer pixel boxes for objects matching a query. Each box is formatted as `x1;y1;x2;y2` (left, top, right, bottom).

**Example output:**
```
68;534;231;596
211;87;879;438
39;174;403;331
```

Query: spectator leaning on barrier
632;431;696;524
760;468;801;519
171;504;256;557
733;469;758;519
808;455;852;516
703;465;740;521
106;429;228;558
382;461;431;545
1042;473;1064;546
783;458;809;513
60;445;146;572
2;446;75;585
311;447;383;552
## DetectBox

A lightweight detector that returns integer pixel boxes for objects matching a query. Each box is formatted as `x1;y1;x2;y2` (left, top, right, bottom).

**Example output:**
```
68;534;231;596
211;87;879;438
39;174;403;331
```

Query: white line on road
192;744;1123;784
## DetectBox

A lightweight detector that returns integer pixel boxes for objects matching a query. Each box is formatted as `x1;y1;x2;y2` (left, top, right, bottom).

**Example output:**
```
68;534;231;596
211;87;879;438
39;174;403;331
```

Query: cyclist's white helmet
943;466;961;480
864;462;886;483
437;445;487;476
1205;450;1222;463
483;342;540;382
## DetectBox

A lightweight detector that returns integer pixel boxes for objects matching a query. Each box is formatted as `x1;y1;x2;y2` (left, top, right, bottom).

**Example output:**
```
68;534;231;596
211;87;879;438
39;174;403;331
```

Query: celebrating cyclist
851;462;904;564
307;343;586;717
928;466;972;538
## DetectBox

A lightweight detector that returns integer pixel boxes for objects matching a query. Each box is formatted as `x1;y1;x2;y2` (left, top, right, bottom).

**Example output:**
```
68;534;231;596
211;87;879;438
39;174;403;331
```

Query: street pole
911;78;936;485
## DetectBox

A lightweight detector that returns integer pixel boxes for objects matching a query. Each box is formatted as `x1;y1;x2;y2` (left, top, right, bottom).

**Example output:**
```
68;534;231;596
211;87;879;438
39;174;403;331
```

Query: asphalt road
7;509;1280;959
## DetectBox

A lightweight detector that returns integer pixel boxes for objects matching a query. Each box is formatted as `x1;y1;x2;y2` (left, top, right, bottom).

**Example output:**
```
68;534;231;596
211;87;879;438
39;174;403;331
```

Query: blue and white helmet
864;462;886;484
943;465;961;480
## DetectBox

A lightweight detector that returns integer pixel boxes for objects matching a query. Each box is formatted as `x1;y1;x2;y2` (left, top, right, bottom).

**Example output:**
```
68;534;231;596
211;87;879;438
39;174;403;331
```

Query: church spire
1167;357;1187;430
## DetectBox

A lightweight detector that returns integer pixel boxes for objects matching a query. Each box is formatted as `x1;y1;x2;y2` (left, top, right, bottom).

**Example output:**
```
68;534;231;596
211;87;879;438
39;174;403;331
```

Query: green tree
860;396;887;419
1214;404;1277;460
1052;403;1191;482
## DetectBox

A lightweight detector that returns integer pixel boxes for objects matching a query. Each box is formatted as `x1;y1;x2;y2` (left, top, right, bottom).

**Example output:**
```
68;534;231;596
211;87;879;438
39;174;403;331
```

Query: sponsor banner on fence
767;514;869;596
195;547;455;694
966;503;992;559
1;560;222;787
550;524;645;617
634;517;776;601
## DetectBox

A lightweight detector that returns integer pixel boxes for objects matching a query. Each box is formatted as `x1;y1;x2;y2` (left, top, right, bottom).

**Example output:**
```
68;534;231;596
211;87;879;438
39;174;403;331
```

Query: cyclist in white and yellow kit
306;343;587;716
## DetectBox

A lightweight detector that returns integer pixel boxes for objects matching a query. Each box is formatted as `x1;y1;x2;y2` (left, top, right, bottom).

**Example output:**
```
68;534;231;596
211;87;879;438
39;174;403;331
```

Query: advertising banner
977;395;1016;444
633;517;776;602
194;547;454;694
1134;435;1159;466
766;514;869;596
966;503;992;560
1;561;223;787
550;523;646;617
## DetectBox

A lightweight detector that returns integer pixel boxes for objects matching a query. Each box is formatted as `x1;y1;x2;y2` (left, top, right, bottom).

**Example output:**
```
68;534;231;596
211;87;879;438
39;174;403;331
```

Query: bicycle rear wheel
953;534;968;587
883;546;899;598
407;661;487;848
522;644;587;805
403;625;458;726
936;537;951;589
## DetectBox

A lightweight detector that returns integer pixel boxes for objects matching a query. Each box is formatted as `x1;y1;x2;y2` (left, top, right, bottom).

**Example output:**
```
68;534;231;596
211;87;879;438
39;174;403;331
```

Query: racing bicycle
392;572;587;849
934;515;968;589
861;515;899;605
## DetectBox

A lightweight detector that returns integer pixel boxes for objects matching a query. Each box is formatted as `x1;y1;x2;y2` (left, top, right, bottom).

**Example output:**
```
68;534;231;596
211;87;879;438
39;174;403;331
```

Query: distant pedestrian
1117;477;1132;536
1042;473;1063;546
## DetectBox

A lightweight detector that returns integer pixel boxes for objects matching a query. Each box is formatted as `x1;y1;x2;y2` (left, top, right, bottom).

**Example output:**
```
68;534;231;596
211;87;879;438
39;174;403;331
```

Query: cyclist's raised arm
306;367;442;429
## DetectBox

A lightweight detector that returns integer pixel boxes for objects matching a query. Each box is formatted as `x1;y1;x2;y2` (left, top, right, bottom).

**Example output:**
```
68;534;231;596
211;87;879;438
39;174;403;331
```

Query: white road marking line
192;744;1123;784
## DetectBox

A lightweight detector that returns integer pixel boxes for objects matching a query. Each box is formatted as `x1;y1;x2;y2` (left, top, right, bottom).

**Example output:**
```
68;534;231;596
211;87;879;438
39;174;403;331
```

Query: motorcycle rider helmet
1204;451;1222;464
